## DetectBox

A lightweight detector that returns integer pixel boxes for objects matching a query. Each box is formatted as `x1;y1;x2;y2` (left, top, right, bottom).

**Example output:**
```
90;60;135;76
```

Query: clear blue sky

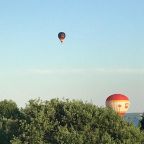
0;0;144;112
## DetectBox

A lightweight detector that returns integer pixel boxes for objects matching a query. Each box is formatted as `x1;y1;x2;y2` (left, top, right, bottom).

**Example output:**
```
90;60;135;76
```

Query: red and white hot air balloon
105;94;130;117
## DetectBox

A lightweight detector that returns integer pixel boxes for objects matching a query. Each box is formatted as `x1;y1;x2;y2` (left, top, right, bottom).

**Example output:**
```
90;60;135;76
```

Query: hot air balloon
58;32;66;43
105;94;130;117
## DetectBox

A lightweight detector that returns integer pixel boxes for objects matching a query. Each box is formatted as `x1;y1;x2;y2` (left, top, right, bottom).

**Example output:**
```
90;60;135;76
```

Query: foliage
10;99;144;144
0;99;143;143
140;113;144;130
0;100;21;144
0;100;20;119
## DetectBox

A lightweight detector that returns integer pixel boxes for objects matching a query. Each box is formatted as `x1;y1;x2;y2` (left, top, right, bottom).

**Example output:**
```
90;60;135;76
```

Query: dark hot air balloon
58;32;66;43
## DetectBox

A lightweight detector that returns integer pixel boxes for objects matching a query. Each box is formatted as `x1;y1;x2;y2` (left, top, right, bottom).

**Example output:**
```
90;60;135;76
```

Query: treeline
0;99;144;144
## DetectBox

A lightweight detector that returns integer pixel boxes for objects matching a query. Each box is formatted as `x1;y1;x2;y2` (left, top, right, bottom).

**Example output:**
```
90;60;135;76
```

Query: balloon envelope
58;32;66;43
105;94;130;117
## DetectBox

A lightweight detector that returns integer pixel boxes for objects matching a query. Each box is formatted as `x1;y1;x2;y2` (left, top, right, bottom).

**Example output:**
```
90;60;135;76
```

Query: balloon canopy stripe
106;100;129;102
106;94;129;101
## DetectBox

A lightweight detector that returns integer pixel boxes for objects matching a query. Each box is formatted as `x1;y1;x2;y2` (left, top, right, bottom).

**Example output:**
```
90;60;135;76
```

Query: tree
0;100;21;144
0;100;20;119
140;113;144;130
11;99;144;144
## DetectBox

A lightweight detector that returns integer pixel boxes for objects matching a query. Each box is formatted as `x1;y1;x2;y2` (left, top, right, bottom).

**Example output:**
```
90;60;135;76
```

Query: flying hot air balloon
105;94;130;117
58;32;66;43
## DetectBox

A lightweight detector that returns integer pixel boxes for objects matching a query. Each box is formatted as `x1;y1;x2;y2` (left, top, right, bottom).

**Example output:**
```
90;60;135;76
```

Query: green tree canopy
0;100;20;119
0;100;21;144
11;99;144;144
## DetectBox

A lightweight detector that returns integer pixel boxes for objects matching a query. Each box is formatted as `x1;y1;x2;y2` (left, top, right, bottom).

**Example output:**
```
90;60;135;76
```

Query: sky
0;0;144;112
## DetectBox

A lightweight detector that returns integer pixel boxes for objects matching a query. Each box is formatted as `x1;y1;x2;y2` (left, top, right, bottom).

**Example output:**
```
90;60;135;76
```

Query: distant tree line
0;99;144;144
